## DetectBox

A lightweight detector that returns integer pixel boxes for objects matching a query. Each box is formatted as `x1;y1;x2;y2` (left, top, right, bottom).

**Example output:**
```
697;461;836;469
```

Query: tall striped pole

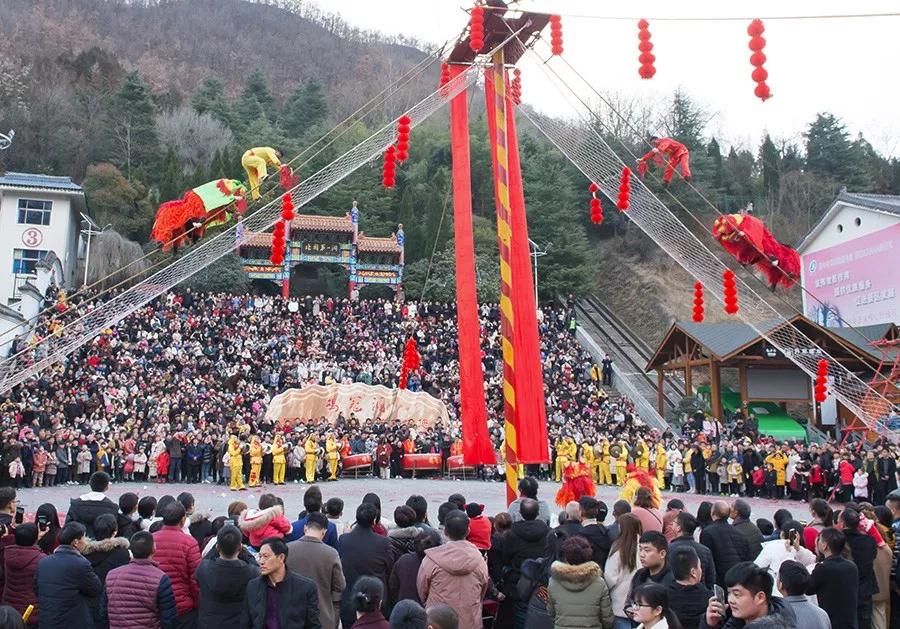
488;50;519;506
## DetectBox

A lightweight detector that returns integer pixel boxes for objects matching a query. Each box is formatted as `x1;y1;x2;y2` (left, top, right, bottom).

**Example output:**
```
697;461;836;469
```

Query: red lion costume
556;461;597;507
151;191;207;251
619;464;662;509
712;213;800;290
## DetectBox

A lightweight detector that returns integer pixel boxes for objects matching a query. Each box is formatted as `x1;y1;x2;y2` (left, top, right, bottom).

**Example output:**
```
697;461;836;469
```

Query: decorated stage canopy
264;383;450;429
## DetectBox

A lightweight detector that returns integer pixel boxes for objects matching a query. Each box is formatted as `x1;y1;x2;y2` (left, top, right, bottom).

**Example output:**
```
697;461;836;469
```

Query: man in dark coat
1;523;43;623
65;472;118;537
875;450;897;506
286;513;345;629
496;498;549;624
699;501;749;587
807;526;859;629
241;537;320;629
730;499;764;560
196;524;258;629
338;502;393;629
840;509;878;629
669;512;716;590
577;497;612;569
101;531;177;629
33;522;102;629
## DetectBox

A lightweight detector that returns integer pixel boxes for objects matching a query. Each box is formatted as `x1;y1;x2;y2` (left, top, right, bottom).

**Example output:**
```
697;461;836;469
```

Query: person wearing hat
465;503;491;552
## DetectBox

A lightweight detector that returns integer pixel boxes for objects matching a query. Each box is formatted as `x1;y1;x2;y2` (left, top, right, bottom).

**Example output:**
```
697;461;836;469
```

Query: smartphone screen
714;584;726;605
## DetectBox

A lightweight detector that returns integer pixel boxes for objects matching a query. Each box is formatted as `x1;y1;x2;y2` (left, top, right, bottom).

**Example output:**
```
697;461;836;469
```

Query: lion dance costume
151;178;247;251
619;464;662;509
713;213;800;290
636;137;691;185
555;461;597;507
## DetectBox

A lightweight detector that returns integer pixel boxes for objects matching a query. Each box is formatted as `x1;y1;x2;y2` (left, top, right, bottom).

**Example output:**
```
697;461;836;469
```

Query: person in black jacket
338;502;393;629
807;526;859;629
577;497;611;569
65;472;118;537
196;524;259;629
81;513;131;628
667;545;710;629
839;509;878;629
241;536;320;629
115;492;140;541
669;512;716;590
699;501;750;587
496;498;550;627
730;500;763;561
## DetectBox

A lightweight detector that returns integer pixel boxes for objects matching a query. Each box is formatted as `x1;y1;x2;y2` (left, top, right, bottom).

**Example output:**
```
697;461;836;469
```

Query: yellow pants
327;455;338;480
555;456;569;482
241;154;268;200
249;463;261;486
230;465;244;490
638;461;649;471
616;464;627;485
598;462;613;485
657;469;665;486
305;456;317;482
273;461;285;484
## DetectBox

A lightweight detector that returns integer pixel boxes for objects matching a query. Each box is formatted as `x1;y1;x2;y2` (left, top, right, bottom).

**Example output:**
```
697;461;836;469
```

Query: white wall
0;189;80;306
801;202;898;253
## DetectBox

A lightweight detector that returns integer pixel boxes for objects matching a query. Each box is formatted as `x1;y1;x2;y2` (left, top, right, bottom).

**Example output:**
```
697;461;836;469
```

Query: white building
0;171;88;307
797;190;900;328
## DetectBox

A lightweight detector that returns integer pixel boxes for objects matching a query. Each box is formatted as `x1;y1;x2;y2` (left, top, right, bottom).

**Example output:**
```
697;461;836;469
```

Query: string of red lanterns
748;19;771;101
396;114;411;162
814;359;829;403
723;269;739;314
588;182;603;225
637;19;656;79
692;282;705;322
469;5;485;52
382;145;397;188
510;68;522;105
616;167;632;210
549;15;564;55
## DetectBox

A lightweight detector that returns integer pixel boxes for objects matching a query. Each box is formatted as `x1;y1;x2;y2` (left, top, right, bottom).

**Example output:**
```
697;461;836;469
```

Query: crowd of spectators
0;471;898;629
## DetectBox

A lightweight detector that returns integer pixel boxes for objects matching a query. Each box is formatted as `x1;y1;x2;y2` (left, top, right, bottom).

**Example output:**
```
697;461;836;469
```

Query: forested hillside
1;0;898;343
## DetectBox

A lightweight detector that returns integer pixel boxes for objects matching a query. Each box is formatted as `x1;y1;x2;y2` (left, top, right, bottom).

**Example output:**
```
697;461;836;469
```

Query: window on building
12;248;48;275
17;198;52;225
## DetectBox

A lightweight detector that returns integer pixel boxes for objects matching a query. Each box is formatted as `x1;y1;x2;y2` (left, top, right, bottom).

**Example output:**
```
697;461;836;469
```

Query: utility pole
528;238;547;305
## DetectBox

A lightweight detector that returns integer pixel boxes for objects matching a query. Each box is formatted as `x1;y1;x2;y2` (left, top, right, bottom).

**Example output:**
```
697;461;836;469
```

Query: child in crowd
764;464;777;499
326;497;346;534
751;466;765;498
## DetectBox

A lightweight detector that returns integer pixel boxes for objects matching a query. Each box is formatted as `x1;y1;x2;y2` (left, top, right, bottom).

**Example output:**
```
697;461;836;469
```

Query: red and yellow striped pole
488;50;519;506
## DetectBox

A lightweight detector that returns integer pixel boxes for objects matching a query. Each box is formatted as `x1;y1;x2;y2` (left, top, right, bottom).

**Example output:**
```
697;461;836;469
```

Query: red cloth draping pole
449;64;495;466
484;52;519;506
505;84;550;464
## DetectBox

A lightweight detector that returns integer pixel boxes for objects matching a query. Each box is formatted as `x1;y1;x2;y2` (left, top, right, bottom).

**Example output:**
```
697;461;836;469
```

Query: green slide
697;385;807;442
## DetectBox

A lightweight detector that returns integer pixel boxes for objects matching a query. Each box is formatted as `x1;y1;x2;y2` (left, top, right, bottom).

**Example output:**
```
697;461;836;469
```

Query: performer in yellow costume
580;441;596;482
248;436;263;487
636;438;650;471
241;146;283;200
765;448;789;495
271;436;286;485
596;438;613;485
304;434;319;483
554;438;569;482
228;436;245;491
325;433;340;481
655;442;667;486
615;441;629;486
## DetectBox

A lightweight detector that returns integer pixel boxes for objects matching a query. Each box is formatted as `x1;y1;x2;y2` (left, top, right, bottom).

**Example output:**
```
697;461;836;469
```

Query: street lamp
528;238;547;305
81;217;111;286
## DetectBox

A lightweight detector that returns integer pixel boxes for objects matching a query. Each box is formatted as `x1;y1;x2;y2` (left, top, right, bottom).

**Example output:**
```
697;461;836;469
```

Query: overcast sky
323;0;900;156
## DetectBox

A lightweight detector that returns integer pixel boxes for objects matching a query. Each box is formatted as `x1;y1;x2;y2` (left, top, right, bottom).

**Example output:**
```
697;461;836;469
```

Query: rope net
0;64;483;394
518;59;898;441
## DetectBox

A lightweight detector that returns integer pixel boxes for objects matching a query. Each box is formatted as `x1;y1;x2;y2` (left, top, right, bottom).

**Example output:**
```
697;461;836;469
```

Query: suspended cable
484;6;900;23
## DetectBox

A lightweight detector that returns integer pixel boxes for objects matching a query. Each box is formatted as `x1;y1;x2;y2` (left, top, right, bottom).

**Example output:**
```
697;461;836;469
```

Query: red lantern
637;19;656;79
814;359;829;403
616;167;631;211
279;164;298;190
692;281;705;322
396;115;411;162
469;5;485;52
382;145;397;188
747;19;772;101
722;269;739;315
549;15;563;55
280;193;295;221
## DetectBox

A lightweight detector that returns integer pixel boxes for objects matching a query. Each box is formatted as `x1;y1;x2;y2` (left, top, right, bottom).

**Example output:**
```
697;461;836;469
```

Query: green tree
760;134;780;197
103;71;161;181
664;89;707;152
158;148;183;202
804;113;872;189
280;80;328;138
236;70;273;128
191;76;234;129
82;163;156;242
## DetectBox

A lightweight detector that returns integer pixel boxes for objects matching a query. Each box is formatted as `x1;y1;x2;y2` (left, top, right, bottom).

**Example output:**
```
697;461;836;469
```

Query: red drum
341;453;373;470
402;453;442;471
446;455;474;471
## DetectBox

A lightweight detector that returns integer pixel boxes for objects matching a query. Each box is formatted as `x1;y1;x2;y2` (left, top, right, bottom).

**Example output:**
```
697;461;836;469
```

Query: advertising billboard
802;222;900;327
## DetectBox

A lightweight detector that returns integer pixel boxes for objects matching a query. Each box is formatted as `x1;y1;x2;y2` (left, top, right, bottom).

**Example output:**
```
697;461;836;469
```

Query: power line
484;6;900;23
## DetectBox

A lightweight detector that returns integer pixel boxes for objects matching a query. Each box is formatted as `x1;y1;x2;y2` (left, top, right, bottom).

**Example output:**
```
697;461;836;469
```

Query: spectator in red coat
465;503;492;551
152;501;201;628
839;456;856;502
1;523;44;625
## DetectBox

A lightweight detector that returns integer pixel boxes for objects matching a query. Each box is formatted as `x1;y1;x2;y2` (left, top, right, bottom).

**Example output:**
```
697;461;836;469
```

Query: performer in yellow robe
615;441;629;486
241;146;283;200
636;438;650;471
554;438;570;482
580;441;596;482
271;436;286;485
228;436;245;491
248;436;263;487
596;438;613;485
325;433;340;481
655;443;667;487
304;434;319;483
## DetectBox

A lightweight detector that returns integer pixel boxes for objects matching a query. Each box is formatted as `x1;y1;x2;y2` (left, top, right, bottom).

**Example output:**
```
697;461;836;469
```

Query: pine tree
760;134;780;196
665;89;707;151
804;113;872;189
236;70;273;127
103;71;161;181
280;80;328;138
191;76;234;129
158;148;183;202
